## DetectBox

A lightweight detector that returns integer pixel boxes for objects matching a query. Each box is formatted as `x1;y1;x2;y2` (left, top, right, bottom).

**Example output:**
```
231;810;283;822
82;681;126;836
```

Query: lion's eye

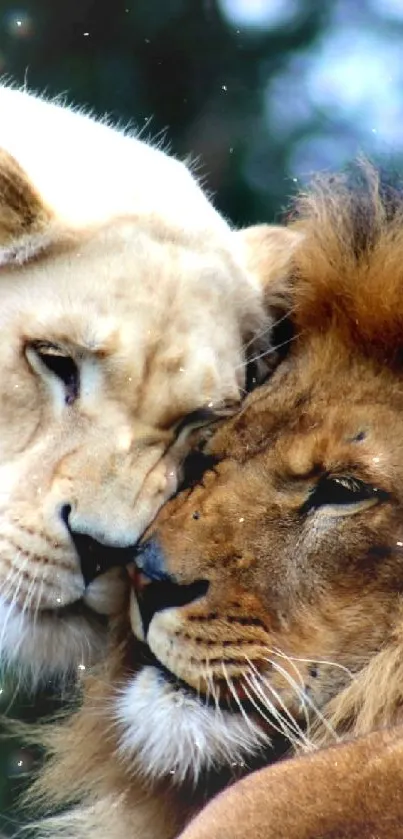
27;342;79;405
301;475;389;515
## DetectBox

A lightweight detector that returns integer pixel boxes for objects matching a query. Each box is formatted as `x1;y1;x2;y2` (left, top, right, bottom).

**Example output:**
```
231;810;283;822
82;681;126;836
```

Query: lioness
0;84;284;687
28;161;403;838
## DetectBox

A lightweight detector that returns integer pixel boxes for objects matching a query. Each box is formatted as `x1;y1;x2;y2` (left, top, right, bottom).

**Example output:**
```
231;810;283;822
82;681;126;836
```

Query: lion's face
116;159;403;783
0;147;280;686
119;333;403;780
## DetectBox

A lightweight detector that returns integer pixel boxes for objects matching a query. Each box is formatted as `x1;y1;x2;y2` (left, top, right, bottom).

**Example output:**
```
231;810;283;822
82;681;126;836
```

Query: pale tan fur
0;116;298;686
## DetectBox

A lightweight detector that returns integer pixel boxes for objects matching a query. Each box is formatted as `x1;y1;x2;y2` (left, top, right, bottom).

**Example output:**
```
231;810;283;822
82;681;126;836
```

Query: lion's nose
132;538;209;634
61;505;136;586
133;537;171;582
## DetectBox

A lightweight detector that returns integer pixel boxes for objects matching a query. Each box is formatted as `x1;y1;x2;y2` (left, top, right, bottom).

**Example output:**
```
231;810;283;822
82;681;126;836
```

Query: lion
0;83;286;688
28;160;403;839
179;725;403;839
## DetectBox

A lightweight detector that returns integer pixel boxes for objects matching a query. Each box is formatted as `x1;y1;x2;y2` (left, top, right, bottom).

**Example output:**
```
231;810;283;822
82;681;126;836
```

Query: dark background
1;0;403;832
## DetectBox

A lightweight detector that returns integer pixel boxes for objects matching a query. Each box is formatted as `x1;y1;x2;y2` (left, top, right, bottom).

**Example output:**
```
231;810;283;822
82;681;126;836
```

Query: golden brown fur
180;726;403;839
28;161;403;838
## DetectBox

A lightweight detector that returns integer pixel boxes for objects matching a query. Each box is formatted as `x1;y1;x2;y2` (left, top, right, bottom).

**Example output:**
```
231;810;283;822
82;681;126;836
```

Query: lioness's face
120;332;403;781
0;217;269;685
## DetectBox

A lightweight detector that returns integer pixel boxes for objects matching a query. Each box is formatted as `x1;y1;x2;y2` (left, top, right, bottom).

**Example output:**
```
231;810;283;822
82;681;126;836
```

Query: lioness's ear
236;224;302;385
0;148;53;266
237;223;302;308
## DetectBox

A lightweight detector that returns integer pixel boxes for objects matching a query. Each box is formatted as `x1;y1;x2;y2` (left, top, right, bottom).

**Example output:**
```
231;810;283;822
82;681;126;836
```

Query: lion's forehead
209;342;403;474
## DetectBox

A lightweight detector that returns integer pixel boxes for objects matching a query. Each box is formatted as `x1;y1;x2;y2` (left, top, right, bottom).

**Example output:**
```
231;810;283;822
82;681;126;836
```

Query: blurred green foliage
0;0;331;226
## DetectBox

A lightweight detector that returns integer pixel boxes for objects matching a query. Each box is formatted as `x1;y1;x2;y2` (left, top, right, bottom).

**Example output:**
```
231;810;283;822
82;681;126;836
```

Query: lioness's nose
61;505;136;586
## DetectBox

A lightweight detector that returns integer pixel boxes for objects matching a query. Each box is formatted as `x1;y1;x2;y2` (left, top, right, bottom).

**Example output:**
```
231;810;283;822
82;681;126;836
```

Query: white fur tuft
115;665;268;784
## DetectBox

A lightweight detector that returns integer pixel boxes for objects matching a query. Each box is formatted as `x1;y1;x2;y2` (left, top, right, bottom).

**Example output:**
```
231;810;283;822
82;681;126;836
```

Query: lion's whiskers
262;654;341;744
221;661;262;741
272;646;357;683
244;656;312;750
241;672;301;747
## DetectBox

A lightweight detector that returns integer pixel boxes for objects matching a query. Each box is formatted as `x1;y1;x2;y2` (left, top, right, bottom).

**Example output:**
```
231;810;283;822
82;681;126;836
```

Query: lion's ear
236;223;302;309
0;148;54;266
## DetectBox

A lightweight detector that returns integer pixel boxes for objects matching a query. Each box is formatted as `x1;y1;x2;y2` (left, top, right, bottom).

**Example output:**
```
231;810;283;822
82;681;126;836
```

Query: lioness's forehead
0;221;248;426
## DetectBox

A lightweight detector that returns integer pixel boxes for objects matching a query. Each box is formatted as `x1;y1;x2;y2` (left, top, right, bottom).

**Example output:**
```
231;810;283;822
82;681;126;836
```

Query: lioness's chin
0;568;128;687
115;665;268;784
0;595;108;688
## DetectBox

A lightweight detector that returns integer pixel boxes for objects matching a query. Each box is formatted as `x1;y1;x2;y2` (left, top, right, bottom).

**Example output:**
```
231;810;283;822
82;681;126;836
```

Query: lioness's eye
301;475;389;514
245;313;295;393
27;342;79;405
174;406;235;440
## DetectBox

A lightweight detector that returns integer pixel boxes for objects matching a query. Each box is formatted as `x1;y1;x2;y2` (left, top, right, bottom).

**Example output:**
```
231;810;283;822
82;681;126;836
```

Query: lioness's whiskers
242;309;295;355
28;568;47;653
23;562;43;613
236;331;301;372
0;553;31;652
0;551;26;599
